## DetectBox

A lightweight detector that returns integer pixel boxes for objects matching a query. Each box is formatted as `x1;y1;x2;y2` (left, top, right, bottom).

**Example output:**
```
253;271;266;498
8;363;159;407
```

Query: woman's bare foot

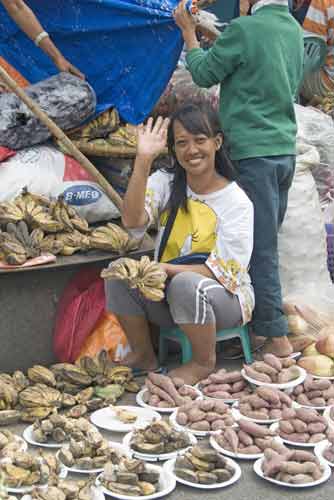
168;360;215;386
120;351;158;371
263;336;293;357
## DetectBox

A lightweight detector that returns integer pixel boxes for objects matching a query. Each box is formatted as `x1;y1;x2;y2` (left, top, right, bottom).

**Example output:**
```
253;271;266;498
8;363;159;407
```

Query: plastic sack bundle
0;145;119;222
278;139;333;302
294;104;334;208
0;73;96;150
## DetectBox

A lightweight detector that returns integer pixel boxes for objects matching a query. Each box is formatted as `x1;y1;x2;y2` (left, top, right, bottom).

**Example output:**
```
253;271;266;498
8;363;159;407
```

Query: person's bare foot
263;336;293;357
168;360;215;386
120;351;158;371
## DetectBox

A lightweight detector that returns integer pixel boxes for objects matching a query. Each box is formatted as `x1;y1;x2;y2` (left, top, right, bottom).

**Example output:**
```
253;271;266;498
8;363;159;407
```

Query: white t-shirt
130;170;255;324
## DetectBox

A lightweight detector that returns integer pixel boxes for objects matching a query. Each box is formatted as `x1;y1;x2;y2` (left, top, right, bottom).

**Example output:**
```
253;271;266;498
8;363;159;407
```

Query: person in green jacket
174;0;304;356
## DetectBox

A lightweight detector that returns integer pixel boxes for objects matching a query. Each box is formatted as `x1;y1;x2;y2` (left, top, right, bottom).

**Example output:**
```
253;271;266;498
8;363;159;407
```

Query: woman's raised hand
136;117;170;160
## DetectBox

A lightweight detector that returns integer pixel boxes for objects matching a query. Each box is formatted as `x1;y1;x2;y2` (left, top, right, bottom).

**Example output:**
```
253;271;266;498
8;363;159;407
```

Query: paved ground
7;355;334;499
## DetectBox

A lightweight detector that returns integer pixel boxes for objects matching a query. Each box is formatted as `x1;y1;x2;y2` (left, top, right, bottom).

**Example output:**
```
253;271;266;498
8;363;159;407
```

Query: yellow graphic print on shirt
160;199;217;263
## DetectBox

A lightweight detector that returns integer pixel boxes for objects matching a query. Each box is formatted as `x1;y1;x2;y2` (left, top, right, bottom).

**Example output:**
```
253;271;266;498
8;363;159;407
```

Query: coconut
298;355;334;377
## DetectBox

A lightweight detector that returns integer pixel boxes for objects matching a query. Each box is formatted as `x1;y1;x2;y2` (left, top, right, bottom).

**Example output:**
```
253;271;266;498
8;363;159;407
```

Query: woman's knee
166;272;211;303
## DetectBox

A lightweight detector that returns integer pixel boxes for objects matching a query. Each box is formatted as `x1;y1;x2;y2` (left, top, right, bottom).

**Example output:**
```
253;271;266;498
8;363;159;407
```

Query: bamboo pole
0;66;123;212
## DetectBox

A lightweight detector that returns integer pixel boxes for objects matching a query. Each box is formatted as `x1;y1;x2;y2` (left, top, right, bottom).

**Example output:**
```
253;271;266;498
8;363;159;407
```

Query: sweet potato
171;377;185;388
281;408;296;420
277;391;293;406
216;368;227;376
308;433;326;443
292;450;318;463
210;371;241;384
199;400;216;412
233;390;251;399
252;361;278;378
145;379;175;405
188;408;206;423
176;412;188;426
232;380;246;392
277;366;300;384
241;445;262;454
269;439;291;456
247;395;270;409
280;461;317;476
238;419;272;437
158;400;173;408
269;409;282;420
211;419;226;431
238;430;253;446
323;386;334;399
296;393;311;406
305;390;322;399
281;357;296;368
224;428;239;452
279;421;294;434
147;372;184;405
189;420;210;431
205;391;231;399
309;397;326;406
243;365;271;383
279;432;310;443
291;419;308;433
148;394;161;406
263;353;282;372
206;412;223;423
295;407;321;423
178;385;198;398
204;384;231;393
293;385;304;396
242;410;269;420
254;437;272;451
309;379;331;391
308;422;327;434
263;456;285;477
289;474;314;484
256;386;280;405
213;401;229;414
221;416;234;426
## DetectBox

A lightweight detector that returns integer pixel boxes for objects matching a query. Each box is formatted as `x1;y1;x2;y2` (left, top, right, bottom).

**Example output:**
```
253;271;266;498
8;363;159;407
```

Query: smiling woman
103;103;255;385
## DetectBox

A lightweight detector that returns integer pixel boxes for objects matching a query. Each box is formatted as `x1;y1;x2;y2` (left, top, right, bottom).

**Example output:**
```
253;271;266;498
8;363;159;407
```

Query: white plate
163;455;241;489
90;406;161;433
315;440;334;467
169;410;222;438
23;424;64;449
231;402;281;425
96;463;176;500
5;465;67;494
310;374;334;381
270;422;318;448
292;401;329;411
209;433;264;460
324;405;334;425
57;441;131;474
21;486;105;500
122;430;197;462
136;386;202;414
253;457;331;488
241;366;306;390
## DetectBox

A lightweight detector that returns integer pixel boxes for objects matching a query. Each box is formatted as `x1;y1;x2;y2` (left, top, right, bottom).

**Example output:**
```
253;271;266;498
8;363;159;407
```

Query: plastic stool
159;324;253;365
303;35;327;77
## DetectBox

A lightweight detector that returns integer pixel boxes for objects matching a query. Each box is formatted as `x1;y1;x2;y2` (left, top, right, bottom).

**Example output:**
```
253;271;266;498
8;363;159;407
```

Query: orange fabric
0;57;29;89
77;311;130;362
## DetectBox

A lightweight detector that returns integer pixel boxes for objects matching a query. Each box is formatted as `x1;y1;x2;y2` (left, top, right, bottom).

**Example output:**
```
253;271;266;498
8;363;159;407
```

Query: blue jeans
237;155;296;338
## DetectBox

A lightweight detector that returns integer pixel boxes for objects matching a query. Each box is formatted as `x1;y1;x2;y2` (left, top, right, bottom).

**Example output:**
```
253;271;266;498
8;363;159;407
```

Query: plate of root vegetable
136;372;202;413
170;399;235;437
291;375;334;410
164;444;241;489
231;386;294;424
197;369;252;403
314;433;334;467
210;419;278;460
270;406;332;447
241;354;306;390
253;440;332;488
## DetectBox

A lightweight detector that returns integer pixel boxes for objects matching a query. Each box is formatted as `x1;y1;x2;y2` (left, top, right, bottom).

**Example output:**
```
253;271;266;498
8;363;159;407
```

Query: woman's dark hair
166;102;236;211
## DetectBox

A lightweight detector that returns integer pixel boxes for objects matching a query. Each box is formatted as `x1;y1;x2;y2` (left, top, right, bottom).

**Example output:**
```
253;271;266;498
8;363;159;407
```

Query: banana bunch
90;223;140;254
0;221;47;265
38;235;64;255
56;230;90;256
315;92;334;115
101;255;167;301
0;201;24;225
0;382;18;410
49;195;89;234
13;188;62;232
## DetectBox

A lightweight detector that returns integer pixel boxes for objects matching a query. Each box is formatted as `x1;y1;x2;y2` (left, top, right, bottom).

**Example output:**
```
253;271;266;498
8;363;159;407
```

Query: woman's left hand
173;0;196;34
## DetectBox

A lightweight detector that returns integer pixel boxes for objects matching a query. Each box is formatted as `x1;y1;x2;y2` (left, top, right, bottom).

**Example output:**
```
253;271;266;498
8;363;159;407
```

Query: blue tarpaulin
0;0;184;124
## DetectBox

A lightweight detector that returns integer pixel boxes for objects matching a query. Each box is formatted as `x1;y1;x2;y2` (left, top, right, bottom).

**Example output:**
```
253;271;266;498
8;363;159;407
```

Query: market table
0;235;154;372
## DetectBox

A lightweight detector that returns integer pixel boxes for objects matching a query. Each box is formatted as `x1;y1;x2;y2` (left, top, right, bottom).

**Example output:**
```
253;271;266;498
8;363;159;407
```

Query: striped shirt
303;0;334;86
252;0;289;14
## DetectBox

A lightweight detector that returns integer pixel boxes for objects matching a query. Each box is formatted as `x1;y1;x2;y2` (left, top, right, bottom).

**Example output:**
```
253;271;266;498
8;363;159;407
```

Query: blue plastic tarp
0;0;184;124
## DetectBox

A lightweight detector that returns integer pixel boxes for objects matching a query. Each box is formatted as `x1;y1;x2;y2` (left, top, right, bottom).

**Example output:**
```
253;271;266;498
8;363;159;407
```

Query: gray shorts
105;270;242;329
